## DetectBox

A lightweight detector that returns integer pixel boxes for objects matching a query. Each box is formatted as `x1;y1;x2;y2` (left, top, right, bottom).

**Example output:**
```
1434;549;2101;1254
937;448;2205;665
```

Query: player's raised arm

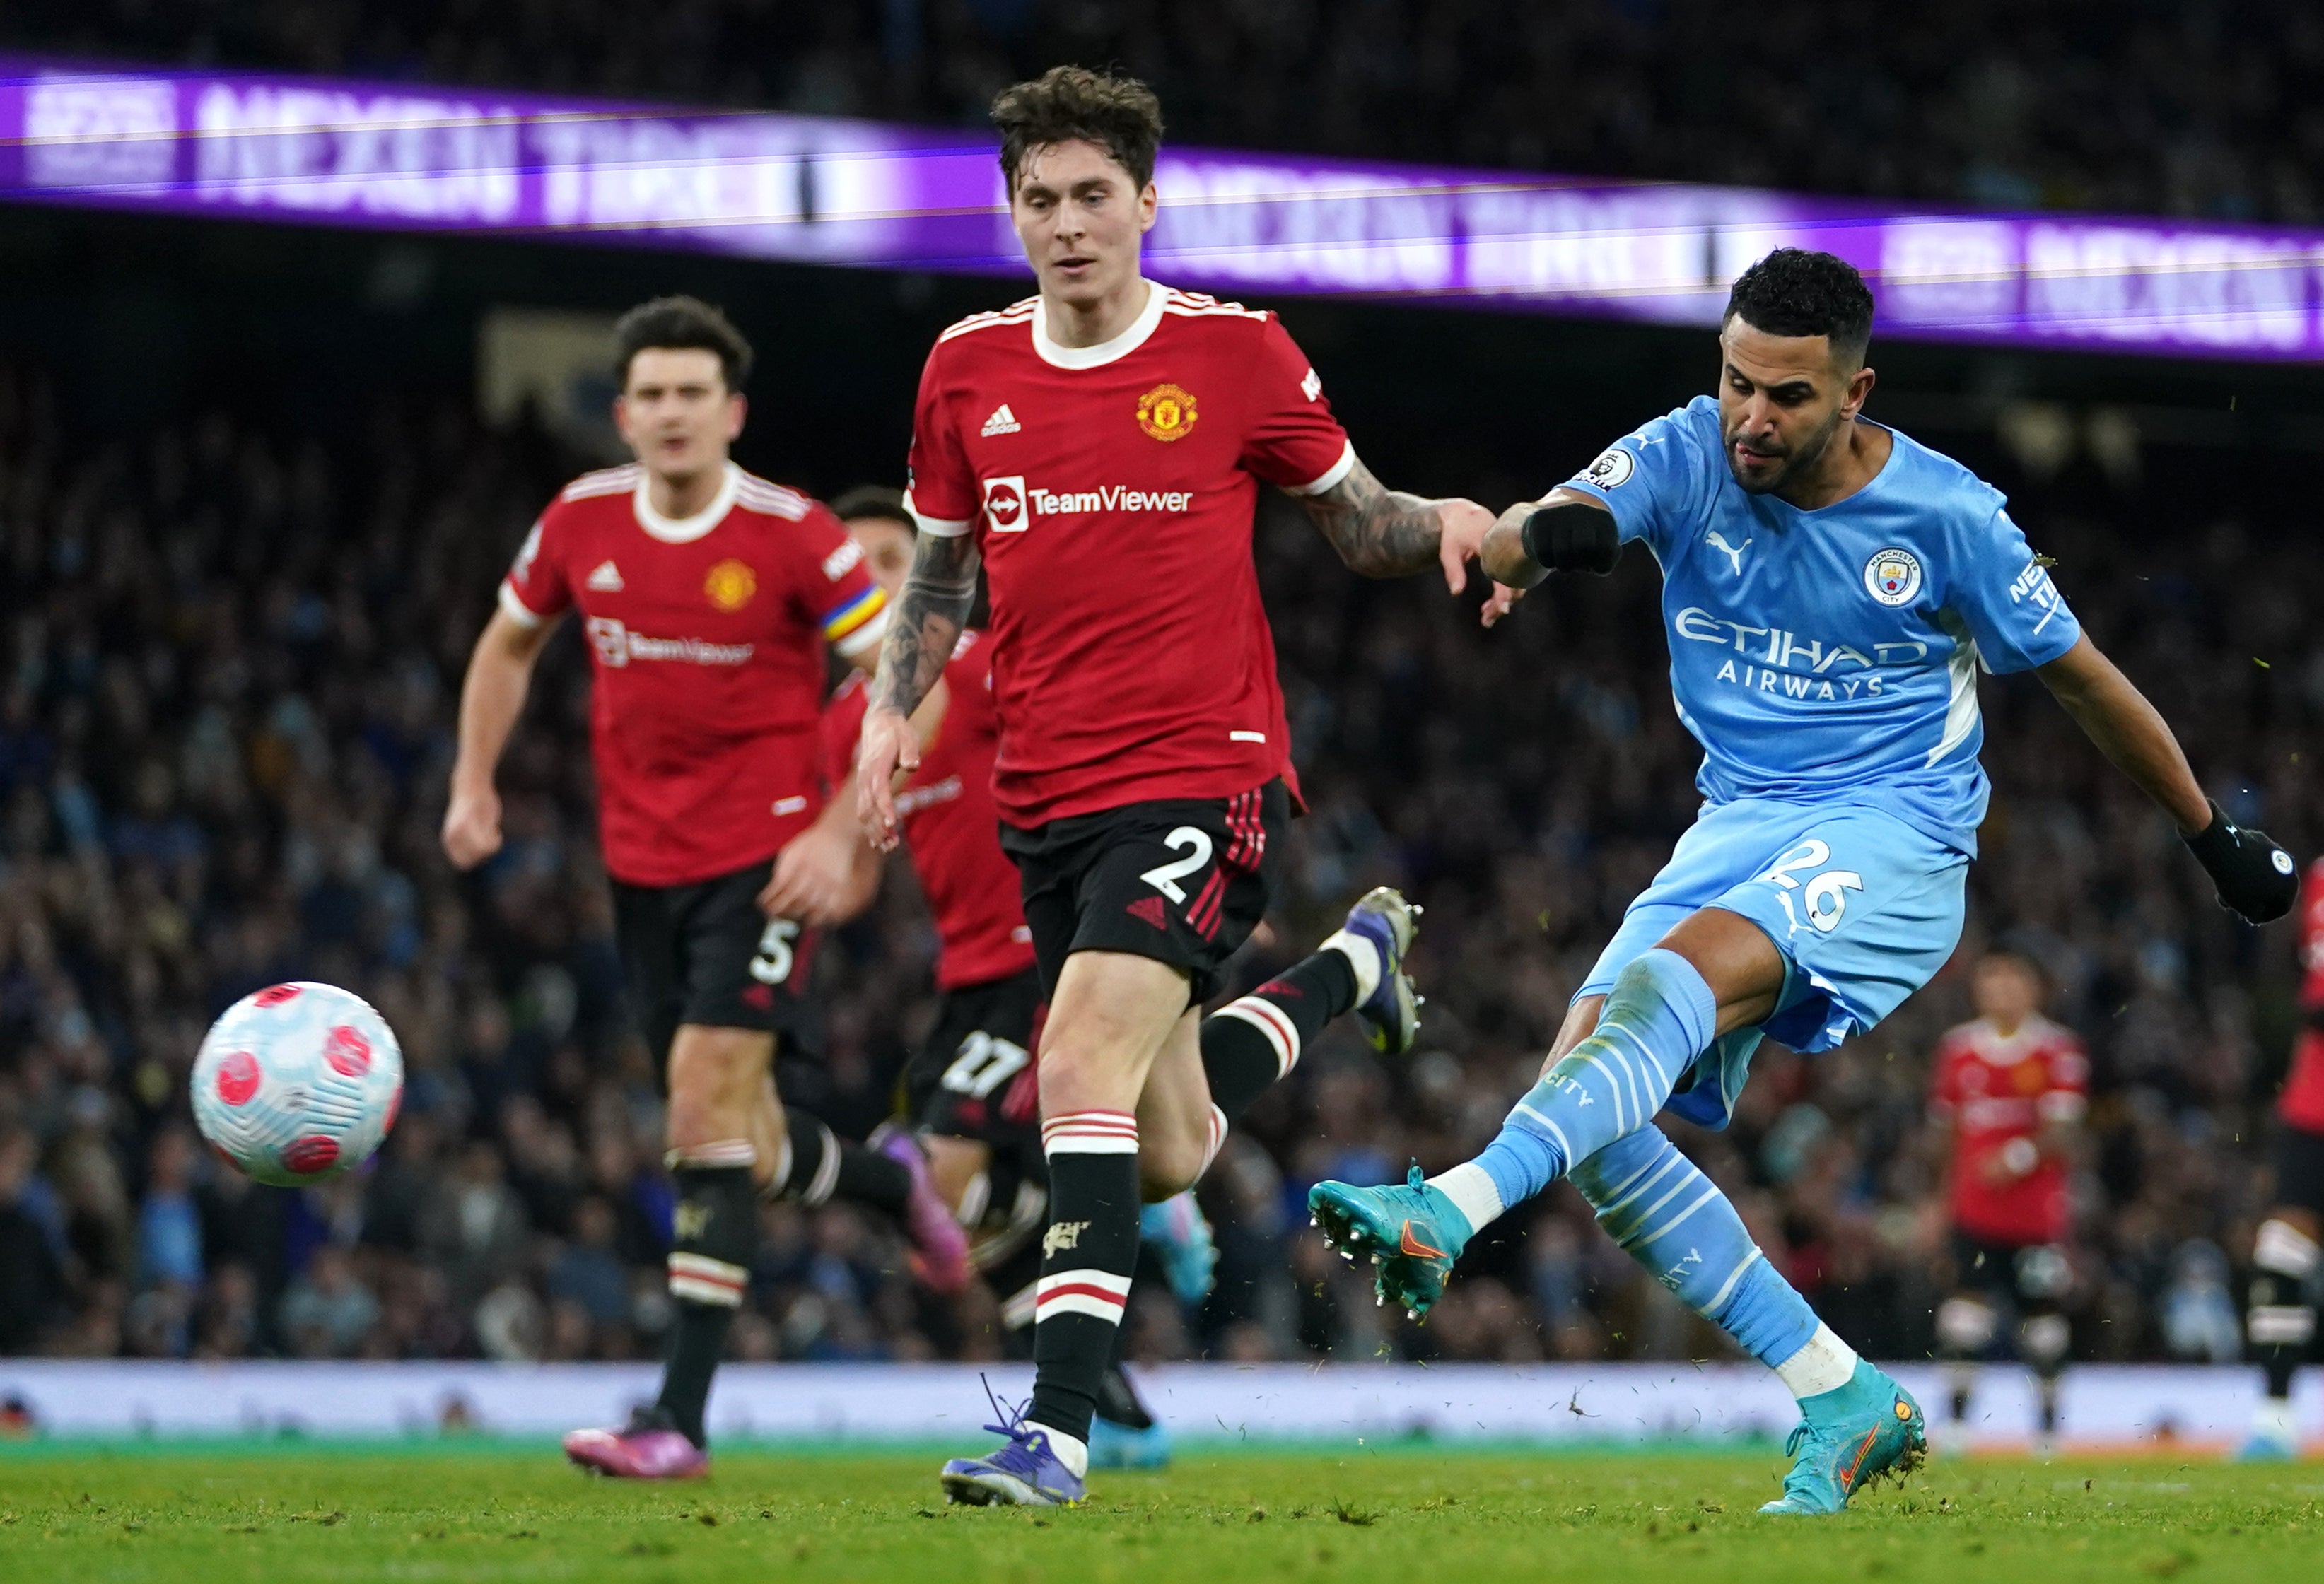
858;530;981;845
2037;633;2297;922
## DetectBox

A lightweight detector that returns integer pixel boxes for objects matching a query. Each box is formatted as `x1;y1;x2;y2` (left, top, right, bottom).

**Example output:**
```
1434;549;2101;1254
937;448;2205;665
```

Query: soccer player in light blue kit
1309;249;2299;1514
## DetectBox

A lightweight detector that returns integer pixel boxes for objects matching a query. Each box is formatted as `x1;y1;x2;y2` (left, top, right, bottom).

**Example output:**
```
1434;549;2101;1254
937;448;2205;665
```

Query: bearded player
443;298;967;1479
2241;855;2324;1458
827;486;1427;1472
1927;951;2087;1452
855;68;1492;1506
1309;248;2299;1514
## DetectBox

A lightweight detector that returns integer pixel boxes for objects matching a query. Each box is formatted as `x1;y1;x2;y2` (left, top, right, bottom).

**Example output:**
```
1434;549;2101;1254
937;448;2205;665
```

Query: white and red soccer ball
190;982;404;1187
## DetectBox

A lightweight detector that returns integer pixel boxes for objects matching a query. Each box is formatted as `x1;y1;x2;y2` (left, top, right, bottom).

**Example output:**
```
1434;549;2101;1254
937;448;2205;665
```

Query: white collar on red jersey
1032;278;1165;370
631;462;740;544
1973;1014;2050;1063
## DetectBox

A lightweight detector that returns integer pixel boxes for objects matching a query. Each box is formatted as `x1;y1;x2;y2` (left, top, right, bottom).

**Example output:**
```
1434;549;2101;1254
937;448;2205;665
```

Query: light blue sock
1472;949;1717;1209
1570;1124;1818;1367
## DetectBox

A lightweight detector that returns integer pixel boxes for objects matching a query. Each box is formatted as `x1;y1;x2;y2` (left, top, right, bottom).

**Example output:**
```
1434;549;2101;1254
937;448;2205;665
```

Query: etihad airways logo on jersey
1674;606;1936;703
584;617;752;669
981;474;1194;531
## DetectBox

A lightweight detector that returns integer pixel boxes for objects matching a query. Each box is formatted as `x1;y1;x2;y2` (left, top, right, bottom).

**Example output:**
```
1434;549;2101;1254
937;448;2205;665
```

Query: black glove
2183;799;2299;924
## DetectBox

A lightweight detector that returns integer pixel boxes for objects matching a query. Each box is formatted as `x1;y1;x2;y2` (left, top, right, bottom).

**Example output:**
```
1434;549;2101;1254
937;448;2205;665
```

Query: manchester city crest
1863;546;1922;606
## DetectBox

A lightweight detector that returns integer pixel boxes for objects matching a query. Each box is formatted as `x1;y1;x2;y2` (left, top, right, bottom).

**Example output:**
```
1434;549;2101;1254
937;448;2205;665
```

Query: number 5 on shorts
751;919;800;985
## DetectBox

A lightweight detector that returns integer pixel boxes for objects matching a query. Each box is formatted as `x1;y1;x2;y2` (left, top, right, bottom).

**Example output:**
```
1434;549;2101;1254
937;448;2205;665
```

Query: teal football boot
1140;1192;1218;1309
1305;1163;1471;1319
1759;1361;1927;1515
1088;1415;1173;1469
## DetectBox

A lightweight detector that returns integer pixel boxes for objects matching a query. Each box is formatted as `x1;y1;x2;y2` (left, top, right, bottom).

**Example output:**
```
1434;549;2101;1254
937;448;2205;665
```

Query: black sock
1200;948;1358;1124
1094;1320;1155;1430
834;1139;911;1216
1029;1113;1143;1445
770;1111;911;1216
2250;1265;2314;1400
2019;1309;2071;1438
656;1159;759;1447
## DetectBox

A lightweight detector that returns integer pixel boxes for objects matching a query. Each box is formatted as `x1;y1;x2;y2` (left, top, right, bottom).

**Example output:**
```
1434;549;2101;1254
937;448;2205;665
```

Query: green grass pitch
1;1441;2316;1583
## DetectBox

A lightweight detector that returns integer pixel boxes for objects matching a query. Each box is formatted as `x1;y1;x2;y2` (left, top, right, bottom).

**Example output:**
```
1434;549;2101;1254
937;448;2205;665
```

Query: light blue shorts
1579;797;1968;1130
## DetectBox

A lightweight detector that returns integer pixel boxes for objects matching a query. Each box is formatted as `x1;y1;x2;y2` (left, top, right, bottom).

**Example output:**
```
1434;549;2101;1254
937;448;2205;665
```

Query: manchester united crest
1135;382;1198;442
704;558;757;611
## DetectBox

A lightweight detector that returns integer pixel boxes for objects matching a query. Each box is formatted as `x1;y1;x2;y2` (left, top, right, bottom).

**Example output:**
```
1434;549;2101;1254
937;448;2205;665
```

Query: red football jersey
2279;857;2324;1133
1928;1014;2088;1245
902;282;1351;826
500;462;887;888
822;631;1036;990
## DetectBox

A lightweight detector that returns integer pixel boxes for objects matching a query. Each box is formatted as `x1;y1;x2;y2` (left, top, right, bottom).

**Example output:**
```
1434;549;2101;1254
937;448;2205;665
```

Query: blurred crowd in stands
7;1;2324;225
0;345;2311;1375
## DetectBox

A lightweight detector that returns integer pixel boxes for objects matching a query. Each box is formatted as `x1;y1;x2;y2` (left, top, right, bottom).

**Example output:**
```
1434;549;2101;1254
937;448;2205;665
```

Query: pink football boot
872;1123;972;1295
564;1410;708;1479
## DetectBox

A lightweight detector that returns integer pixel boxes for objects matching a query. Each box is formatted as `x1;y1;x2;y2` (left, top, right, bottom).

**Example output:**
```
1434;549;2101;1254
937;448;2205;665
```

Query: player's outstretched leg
764;1103;970;1294
1568;1125;1925;1514
2240;1214;2317;1459
1197;886;1420;1132
1307;947;1710;1316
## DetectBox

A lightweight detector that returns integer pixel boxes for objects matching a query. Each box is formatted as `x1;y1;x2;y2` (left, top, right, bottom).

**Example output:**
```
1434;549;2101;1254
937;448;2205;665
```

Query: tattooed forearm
1296;457;1446;578
871;532;980;717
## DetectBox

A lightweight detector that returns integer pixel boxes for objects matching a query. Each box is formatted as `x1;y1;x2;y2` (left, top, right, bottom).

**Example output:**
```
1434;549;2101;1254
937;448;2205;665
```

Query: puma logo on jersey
1706;532;1751;576
585;560;625;592
980;403;1022;437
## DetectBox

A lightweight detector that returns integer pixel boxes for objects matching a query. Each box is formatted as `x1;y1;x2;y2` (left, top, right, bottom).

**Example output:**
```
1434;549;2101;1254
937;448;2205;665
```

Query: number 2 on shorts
1138;826;1213;904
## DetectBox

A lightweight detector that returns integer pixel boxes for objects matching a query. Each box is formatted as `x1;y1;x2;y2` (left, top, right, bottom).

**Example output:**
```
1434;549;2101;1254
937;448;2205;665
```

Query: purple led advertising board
4;54;2321;361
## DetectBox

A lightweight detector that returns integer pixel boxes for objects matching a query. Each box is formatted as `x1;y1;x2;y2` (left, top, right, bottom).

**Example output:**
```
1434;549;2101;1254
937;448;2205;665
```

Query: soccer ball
190;982;404;1187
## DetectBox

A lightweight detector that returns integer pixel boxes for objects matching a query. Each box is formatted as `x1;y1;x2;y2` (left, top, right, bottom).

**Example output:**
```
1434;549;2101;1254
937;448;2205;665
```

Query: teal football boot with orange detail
1306;1163;1470;1319
1759;1360;1927;1515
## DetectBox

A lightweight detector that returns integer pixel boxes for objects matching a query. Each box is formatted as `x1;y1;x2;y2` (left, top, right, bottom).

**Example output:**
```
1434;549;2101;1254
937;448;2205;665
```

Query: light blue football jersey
1565;395;2079;856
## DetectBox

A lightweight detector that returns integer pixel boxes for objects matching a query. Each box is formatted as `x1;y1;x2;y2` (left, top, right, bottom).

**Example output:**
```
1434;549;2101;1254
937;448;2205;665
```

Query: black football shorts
906;966;1046;1156
611;857;818;1071
2275;1120;2324;1216
999;780;1287;1007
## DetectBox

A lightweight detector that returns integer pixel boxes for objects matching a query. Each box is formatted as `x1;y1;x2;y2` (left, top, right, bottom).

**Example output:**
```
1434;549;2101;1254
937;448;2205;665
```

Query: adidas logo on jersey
980;404;1022;437
585;560;625;592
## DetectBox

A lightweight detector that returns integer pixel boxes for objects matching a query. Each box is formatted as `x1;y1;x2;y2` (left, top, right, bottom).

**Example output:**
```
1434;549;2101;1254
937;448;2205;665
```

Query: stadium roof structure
4;53;2320;363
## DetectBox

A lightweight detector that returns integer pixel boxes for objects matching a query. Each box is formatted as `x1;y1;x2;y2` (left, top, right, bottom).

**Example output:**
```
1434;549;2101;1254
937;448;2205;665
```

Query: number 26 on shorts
1753;838;1864;935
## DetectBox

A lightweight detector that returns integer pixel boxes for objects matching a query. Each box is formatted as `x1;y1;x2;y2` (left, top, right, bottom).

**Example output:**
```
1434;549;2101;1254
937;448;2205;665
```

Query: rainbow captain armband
821;584;889;655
